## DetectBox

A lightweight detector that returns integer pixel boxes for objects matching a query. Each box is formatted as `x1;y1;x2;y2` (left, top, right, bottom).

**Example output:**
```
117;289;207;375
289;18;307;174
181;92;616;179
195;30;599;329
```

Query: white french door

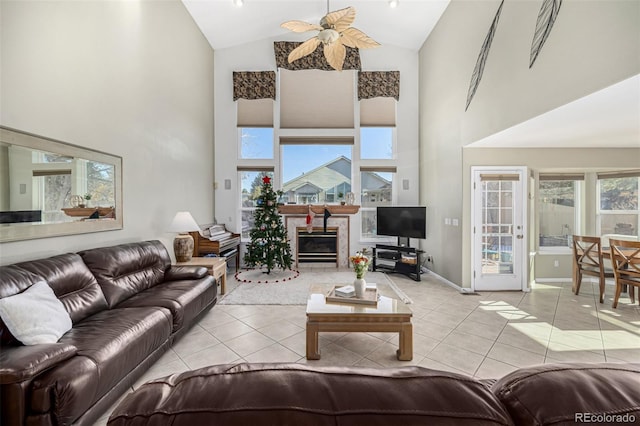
472;167;528;291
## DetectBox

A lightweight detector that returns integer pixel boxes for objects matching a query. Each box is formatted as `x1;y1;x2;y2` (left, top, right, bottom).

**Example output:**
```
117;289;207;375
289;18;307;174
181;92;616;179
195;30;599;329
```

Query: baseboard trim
534;277;616;285
425;269;464;292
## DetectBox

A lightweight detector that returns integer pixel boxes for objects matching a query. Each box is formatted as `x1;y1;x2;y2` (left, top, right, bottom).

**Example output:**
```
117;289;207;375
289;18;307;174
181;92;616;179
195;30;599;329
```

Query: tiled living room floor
95;269;640;424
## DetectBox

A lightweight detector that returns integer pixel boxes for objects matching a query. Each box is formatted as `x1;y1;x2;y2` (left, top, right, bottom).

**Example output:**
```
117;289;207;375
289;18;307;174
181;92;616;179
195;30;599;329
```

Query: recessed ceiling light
388;0;399;8
233;0;244;7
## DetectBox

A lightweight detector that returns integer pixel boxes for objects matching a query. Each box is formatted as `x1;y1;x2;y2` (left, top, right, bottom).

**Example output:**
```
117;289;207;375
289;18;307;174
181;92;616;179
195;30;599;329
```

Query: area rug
219;270;412;305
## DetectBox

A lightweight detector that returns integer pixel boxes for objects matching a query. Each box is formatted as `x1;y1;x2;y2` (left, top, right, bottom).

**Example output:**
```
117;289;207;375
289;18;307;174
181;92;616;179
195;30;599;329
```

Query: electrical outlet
554;260;559;267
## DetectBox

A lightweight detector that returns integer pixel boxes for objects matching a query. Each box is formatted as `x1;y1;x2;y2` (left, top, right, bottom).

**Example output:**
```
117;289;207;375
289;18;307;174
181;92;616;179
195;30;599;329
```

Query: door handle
516;235;524;239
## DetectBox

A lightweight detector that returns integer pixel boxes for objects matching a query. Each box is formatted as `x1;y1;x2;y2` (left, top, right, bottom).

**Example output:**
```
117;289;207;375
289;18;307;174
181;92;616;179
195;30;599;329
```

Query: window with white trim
239;128;274;159
280;142;352;205
538;175;582;251
597;171;639;237
239;168;274;240
360;127;394;160
360;167;395;240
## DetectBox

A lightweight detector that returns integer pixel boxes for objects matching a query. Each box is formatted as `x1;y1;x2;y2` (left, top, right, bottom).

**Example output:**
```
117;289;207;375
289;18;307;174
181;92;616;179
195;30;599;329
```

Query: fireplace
296;227;338;264
285;216;350;268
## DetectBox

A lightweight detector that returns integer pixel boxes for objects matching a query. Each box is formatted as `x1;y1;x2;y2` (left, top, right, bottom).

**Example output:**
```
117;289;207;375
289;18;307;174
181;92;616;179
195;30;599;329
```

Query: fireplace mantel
278;204;360;215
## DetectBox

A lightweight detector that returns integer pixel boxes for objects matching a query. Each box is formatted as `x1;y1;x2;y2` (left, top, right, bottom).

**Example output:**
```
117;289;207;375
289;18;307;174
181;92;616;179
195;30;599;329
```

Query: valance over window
274;41;361;71
358;71;399;127
358;71;400;100
233;71;276;101
234;71;275;127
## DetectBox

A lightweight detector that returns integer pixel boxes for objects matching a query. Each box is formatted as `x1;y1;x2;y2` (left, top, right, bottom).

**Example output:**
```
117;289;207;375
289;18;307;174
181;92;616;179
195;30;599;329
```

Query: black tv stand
372;244;424;282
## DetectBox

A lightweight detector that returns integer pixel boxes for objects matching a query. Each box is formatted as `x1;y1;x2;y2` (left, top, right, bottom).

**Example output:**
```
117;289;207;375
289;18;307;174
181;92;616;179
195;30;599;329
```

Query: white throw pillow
0;280;72;345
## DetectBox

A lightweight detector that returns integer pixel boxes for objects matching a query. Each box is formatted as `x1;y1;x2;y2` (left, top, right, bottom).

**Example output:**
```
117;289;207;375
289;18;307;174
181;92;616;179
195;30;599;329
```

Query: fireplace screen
297;228;338;263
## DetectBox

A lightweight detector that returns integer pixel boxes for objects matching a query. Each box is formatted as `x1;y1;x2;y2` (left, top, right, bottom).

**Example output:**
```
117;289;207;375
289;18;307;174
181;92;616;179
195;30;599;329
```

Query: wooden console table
175;257;227;295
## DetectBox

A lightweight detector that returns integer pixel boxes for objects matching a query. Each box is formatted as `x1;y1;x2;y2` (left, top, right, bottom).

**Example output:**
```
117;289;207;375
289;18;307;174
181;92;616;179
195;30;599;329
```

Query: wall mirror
0;126;123;242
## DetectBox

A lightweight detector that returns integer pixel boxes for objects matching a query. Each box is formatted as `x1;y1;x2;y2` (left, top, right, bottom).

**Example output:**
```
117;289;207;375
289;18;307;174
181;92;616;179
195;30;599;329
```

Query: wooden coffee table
306;283;413;361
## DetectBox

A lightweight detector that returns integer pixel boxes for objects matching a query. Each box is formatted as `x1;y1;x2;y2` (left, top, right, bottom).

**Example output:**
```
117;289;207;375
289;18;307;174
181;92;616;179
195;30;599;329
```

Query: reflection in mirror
0;127;122;242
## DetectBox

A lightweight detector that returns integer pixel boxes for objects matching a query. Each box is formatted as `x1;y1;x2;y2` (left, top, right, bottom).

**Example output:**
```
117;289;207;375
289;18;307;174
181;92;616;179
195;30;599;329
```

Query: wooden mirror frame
0;126;123;242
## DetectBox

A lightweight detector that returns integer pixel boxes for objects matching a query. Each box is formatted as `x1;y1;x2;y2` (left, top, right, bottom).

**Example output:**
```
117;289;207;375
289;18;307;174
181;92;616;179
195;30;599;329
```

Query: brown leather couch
0;240;217;426
108;362;640;426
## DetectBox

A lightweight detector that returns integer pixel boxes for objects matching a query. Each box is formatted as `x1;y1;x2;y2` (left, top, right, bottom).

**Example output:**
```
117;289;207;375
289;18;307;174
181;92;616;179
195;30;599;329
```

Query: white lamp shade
168;211;200;233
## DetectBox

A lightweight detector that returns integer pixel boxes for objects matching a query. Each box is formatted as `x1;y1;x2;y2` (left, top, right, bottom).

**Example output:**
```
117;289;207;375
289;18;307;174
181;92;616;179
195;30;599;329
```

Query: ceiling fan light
388;0;399;8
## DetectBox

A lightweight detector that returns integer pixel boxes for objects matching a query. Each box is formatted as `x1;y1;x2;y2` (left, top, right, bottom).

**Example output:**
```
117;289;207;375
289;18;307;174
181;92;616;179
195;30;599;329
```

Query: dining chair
609;238;640;309
572;235;613;303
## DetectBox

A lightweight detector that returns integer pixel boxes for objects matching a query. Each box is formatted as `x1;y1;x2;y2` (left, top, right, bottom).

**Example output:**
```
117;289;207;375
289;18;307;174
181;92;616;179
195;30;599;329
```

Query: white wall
0;0;215;264
419;0;640;286
214;38;420;257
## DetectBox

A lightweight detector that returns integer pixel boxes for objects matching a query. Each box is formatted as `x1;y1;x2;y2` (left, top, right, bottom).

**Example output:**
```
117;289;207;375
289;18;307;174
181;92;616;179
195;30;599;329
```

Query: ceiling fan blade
324;42;346;71
340;28;380;49
288;37;321;63
281;20;323;33
324;7;356;32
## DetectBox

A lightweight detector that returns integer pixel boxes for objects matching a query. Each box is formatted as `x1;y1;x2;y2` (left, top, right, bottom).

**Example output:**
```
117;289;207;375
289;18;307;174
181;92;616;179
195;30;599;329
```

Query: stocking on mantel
306;205;315;233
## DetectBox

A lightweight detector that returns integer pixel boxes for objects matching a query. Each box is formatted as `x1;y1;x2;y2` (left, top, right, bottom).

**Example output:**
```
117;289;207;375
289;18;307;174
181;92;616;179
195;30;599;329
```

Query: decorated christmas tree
243;175;293;274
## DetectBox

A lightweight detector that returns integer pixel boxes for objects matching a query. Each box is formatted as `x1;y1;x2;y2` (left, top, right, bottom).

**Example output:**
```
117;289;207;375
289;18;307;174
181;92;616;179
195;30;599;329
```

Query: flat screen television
376;206;426;240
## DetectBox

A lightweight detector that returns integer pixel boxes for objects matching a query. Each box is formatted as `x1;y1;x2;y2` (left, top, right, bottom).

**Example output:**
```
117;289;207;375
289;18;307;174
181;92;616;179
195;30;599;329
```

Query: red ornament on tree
262;176;271;184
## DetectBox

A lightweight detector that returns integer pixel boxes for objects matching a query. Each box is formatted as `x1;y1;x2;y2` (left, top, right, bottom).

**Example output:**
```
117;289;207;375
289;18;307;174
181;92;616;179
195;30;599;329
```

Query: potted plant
83;193;92;208
338;192;345;205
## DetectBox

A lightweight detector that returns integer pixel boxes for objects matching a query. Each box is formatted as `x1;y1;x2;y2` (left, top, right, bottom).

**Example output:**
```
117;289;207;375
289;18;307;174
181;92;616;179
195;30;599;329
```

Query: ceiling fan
281;2;380;71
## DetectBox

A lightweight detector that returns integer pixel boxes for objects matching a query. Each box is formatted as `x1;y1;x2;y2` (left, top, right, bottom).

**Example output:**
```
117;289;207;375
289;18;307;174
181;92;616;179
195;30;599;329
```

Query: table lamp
168;211;200;262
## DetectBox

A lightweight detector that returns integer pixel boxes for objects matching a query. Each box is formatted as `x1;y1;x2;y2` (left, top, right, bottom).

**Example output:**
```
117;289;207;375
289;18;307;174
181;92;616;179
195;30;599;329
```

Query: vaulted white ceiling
468;74;640;149
181;1;639;150
181;0;450;51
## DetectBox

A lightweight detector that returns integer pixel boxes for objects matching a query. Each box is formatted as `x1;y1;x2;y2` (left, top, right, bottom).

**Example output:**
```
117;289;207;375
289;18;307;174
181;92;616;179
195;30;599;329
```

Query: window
360;168;395;239
32;173;71;223
86;160;116;207
239;169;274;240
597;173;639;237
538;177;581;250
361;128;393;159
239;128;273;159
281;144;352;205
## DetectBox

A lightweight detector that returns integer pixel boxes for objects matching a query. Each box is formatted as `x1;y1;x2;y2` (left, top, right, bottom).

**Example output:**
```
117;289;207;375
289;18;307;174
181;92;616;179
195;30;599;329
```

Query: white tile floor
95;269;640;424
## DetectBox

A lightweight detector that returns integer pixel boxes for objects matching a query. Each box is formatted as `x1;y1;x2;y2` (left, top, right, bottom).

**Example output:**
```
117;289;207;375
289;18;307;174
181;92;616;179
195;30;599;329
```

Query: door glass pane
481;180;514;275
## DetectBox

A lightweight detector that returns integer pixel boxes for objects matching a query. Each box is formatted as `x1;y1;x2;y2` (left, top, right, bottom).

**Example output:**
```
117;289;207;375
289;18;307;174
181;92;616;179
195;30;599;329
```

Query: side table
174;257;227;295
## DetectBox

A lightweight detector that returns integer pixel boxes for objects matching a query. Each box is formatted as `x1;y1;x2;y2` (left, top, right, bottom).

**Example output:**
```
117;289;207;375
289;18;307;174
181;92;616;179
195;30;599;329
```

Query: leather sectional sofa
0;240;217;426
108;362;640;426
